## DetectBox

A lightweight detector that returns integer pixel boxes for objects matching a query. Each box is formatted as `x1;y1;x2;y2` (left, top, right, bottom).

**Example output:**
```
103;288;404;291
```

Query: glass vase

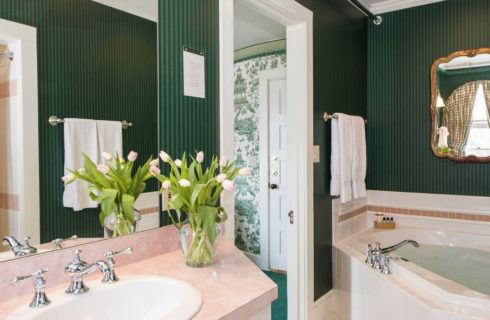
104;206;142;237
179;223;222;267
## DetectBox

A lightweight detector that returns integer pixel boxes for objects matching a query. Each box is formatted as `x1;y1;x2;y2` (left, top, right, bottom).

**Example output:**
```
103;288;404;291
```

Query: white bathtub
334;227;490;320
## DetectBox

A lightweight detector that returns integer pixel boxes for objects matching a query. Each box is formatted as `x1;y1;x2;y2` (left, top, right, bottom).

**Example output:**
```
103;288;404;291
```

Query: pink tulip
179;179;190;187
159;151;170;162
216;173;227;183
61;173;75;182
219;155;228;167
222;179;236;191
150;166;160;176
239;167;251;177
174;159;182;167
196;151;204;163
127;151;138;162
162;180;171;189
97;164;110;174
150;159;159;167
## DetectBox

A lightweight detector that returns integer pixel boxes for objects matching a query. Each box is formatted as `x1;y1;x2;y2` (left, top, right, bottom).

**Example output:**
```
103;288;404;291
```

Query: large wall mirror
431;48;490;162
0;0;159;263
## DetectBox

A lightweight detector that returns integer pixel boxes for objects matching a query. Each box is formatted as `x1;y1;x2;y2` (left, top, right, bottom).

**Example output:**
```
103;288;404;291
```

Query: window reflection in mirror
431;48;490;162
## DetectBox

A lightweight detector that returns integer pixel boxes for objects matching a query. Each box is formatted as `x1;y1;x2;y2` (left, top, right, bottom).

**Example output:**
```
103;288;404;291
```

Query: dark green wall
158;1;220;225
367;0;490;196
0;0;157;242
438;66;490;100
296;0;367;300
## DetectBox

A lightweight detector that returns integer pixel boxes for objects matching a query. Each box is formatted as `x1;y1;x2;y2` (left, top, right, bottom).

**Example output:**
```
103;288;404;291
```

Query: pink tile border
0;80;18;99
138;206;159;215
367;205;490;222
0;193;19;211
338;205;368;222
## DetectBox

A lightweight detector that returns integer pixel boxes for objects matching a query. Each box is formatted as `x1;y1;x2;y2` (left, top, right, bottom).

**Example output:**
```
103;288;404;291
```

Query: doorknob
269;183;278;189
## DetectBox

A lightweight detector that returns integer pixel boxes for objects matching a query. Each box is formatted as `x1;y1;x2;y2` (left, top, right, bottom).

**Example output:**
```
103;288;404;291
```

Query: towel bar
323;112;367;123
48;116;132;129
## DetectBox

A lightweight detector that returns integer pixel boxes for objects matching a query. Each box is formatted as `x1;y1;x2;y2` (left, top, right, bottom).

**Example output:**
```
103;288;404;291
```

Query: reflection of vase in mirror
431;48;490;162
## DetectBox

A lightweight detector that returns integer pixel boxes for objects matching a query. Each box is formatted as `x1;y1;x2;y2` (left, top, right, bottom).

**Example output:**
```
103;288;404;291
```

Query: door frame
0;19;39;245
257;67;286;271
219;1;314;319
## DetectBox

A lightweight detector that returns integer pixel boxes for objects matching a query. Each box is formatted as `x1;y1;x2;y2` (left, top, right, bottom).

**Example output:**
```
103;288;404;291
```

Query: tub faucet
64;249;110;295
380;255;399;274
3;236;37;256
381;240;420;254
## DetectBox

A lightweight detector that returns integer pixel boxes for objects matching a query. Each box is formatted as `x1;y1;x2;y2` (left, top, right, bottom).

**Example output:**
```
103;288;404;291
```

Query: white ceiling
93;0;157;21
356;0;445;14
234;1;285;51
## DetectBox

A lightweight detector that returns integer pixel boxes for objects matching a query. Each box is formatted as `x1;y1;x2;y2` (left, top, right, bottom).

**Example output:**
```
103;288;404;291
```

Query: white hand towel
96;120;123;163
330;113;353;203
63;118;99;211
351;116;366;199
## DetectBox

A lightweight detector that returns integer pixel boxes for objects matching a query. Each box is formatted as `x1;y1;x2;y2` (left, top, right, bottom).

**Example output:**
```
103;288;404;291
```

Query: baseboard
313;289;339;320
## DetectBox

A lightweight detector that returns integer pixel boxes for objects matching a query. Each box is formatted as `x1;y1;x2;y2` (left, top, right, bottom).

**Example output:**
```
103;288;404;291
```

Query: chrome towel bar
48;116;132;129
323;112;367;123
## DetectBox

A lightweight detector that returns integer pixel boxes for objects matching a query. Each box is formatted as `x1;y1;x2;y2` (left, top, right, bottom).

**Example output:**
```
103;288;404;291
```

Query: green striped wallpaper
158;1;220;225
367;0;490;196
0;0;157;242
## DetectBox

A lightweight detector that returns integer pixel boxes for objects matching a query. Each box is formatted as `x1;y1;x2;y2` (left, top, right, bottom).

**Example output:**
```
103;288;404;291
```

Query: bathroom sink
7;275;202;320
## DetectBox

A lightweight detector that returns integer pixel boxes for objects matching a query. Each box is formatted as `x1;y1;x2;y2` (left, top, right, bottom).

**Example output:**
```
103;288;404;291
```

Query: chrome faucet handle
52;235;78;250
11;268;51;308
380;255;399;274
65;249;89;295
365;244;373;264
102;247;132;283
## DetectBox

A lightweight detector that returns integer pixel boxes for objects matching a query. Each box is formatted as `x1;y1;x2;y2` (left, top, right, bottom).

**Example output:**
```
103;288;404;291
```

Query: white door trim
258;67;286;271
219;1;314;319
0;19;39;245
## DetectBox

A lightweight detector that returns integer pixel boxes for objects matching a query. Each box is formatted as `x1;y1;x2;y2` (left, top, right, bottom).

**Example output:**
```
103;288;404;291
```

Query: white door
267;73;287;272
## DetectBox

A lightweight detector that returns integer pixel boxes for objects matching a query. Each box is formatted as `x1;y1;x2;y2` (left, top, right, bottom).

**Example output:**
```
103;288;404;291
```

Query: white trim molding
220;1;314;319
359;0;444;15
92;0;157;22
0;19;39;245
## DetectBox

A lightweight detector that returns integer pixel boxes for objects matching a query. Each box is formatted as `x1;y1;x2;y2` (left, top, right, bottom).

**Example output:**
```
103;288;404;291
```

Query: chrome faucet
380;255;400;274
370;242;382;269
102;247;132;283
3;236;37;256
51;235;78;250
11;268;50;308
380;239;419;254
64;249;110;295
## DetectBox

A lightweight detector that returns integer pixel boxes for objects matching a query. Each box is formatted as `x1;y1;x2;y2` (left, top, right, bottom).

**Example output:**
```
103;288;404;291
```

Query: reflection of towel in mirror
96;120;123;164
438;126;449;148
63;118;99;211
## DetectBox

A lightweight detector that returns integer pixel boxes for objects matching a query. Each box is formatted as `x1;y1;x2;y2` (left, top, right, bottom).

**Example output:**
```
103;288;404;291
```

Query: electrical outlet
313;145;320;163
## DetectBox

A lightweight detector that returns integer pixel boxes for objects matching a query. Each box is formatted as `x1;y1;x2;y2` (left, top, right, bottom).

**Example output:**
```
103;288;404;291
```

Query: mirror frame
430;47;490;163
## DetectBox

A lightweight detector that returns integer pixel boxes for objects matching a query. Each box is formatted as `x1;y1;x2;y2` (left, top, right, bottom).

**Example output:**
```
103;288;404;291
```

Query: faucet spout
2;236;21;250
64;250;111;295
381;239;419;254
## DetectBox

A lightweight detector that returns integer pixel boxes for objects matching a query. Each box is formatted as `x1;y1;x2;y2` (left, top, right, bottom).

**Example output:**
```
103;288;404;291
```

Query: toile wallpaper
234;44;286;254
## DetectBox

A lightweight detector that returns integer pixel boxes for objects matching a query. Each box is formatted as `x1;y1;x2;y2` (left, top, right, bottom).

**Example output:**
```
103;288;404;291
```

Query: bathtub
334;227;490;320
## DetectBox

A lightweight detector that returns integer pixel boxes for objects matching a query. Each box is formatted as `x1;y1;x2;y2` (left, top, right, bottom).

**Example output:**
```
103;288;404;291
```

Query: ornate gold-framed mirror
430;48;490;163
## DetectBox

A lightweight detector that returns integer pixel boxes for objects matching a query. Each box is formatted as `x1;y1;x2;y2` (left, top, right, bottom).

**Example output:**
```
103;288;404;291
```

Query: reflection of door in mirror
0;44;17;252
431;48;490;162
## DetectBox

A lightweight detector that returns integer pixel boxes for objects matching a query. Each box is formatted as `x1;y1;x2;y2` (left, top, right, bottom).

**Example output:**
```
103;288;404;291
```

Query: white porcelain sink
7;275;202;320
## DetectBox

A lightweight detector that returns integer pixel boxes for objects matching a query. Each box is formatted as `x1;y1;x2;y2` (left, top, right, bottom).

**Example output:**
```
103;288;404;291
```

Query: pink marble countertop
0;239;277;320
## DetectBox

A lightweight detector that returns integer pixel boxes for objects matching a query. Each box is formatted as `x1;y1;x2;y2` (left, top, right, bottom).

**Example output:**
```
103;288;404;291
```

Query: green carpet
263;271;287;320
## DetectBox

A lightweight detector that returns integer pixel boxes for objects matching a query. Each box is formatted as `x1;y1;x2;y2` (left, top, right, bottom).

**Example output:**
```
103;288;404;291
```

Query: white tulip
77;168;86;174
102;152;112;161
127;151;138;162
179;179;191;187
239;167;251;176
196;151;204;163
216;173;227;183
150;159;159;167
97;164;110;174
61;173;75;182
150;166;160;176
219;155;228;167
159;151;170;162
222;179;236;191
162;180;171;189
174;159;182;167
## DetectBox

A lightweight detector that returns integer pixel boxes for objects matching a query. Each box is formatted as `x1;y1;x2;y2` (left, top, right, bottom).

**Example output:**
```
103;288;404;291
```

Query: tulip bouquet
151;150;250;267
62;151;157;237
